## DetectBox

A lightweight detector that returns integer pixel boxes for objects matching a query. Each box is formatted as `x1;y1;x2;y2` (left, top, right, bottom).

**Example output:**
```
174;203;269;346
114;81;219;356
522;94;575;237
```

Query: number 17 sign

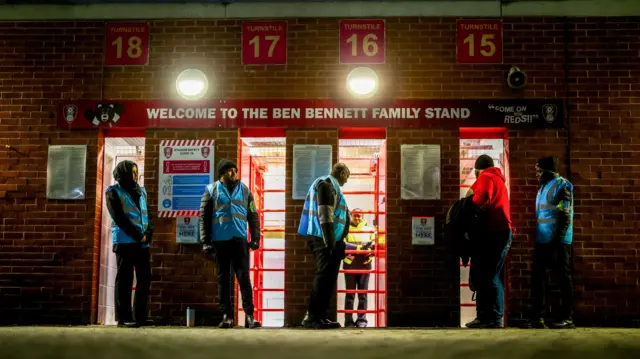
242;21;287;65
456;19;503;64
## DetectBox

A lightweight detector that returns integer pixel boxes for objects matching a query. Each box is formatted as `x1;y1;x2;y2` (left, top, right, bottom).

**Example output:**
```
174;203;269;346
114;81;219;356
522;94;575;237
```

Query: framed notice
339;19;386;64
159;139;215;218
292;145;332;200
105;23;150;66
176;217;200;244
401;144;441;200
242;21;287;65
412;216;435;246
46;145;87;200
456;19;503;64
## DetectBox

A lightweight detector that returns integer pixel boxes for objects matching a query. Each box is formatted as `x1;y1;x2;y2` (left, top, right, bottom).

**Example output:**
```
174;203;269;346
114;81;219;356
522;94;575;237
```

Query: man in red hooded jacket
465;155;513;328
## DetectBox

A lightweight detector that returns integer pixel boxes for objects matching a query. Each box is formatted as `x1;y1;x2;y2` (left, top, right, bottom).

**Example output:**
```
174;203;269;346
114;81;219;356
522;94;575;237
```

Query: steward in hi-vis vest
199;159;261;329
342;209;375;328
529;156;575;330
298;163;351;329
105;160;154;328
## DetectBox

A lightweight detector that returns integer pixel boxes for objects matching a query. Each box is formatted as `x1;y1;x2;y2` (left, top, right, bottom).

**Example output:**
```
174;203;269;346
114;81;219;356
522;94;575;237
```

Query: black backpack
445;196;478;268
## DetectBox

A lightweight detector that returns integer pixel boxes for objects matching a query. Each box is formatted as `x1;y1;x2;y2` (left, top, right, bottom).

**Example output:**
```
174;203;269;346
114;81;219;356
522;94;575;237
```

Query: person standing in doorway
343;209;375;328
528;156;575;329
199;159;261;329
465;155;513;329
298;163;351;329
105;160;154;328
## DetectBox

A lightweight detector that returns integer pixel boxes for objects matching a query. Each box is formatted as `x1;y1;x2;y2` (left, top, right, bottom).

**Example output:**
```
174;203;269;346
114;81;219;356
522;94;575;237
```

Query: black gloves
249;240;260;251
202;243;216;261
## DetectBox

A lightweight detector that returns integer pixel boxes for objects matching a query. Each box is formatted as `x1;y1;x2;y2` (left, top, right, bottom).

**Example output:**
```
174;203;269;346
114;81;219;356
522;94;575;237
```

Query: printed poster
401;144;441;200
176;216;200;244
159;139;214;217
412;216;435;246
292;145;332;200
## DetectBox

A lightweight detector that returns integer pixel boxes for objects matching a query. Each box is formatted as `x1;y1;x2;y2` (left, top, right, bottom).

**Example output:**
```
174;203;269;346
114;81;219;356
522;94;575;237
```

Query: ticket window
98;137;146;325
237;136;286;327
337;132;387;328
459;128;509;327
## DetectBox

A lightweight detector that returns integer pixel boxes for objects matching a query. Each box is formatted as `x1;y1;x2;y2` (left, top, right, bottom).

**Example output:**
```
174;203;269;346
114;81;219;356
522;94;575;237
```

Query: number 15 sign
456;19;503;64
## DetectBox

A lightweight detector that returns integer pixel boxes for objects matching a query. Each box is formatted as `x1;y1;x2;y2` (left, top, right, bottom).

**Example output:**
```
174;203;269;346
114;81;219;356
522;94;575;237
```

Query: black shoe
549;319;575;329
344;322;356;328
301;312;330;329
245;314;261;329
355;321;368;328
137;319;155;327
466;318;502;329
321;318;341;329
218;314;234;329
117;321;139;328
525;318;547;329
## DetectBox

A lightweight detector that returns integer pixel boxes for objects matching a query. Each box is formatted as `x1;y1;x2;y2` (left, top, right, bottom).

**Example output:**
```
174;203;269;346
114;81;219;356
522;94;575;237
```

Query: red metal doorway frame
337;128;388;327
92;129;146;324
458;127;511;327
237;129;286;326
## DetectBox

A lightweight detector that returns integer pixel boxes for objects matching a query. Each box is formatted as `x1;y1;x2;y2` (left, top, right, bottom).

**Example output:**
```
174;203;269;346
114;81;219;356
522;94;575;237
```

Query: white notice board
176;216;200;244
159;139;214;217
401;144;441;200
46;145;87;200
412;216;435;246
292;145;332;200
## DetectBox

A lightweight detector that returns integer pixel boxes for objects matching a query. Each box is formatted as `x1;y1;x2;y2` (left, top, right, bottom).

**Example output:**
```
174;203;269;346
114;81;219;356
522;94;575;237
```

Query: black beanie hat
536;156;557;172
217;159;237;178
474;155;494;170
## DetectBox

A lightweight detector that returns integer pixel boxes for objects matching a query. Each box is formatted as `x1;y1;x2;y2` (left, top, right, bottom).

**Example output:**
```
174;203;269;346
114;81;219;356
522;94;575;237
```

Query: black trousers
344;273;370;325
307;236;344;319
531;243;574;321
114;244;151;323
213;237;254;316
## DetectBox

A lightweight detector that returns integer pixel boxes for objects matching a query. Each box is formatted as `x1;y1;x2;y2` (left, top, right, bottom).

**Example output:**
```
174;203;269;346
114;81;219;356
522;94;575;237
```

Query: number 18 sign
456;19;503;64
105;23;150;66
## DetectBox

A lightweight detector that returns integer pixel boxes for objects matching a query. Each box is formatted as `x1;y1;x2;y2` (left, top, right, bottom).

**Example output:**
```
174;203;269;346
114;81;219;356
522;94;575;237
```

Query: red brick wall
1;17;638;326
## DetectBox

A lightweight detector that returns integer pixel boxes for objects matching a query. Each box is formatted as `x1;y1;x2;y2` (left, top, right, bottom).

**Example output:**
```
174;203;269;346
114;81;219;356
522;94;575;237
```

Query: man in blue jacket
200;159;261;329
529;156;575;329
298;163;351;329
105;160;153;328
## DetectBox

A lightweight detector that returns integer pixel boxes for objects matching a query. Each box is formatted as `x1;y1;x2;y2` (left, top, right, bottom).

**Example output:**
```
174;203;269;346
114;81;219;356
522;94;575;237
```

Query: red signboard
456;19;502;64
339;19;386;64
105;23;150;66
58;99;563;130
163;160;209;174
242;21;287;65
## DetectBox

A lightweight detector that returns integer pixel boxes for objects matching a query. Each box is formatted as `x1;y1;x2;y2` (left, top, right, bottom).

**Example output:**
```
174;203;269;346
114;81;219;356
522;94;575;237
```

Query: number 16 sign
340;19;386;64
456;19;503;64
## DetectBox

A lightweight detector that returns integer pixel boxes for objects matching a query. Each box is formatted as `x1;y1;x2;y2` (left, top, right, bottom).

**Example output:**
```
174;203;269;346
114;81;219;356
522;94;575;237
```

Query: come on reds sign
58;99;564;130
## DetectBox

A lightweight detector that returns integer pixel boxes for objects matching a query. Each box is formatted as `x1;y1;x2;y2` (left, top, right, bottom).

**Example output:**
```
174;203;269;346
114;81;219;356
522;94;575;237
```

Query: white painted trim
0;1;639;21
502;0;640;17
